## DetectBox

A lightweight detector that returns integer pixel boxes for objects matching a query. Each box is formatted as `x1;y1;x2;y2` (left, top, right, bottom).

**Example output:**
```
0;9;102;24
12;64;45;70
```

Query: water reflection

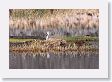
9;51;99;69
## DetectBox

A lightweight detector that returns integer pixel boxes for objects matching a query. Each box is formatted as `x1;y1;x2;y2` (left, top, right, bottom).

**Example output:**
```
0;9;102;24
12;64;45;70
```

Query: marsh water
9;51;99;69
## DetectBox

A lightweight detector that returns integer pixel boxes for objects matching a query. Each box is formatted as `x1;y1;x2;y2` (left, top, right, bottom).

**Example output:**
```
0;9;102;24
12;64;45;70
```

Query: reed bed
9;9;99;36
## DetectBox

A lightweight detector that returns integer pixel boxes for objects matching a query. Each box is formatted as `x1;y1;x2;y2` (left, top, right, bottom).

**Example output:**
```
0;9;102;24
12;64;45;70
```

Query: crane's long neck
46;32;49;40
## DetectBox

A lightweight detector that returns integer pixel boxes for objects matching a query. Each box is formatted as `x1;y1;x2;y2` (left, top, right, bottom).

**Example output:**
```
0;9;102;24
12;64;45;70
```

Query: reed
9;9;99;37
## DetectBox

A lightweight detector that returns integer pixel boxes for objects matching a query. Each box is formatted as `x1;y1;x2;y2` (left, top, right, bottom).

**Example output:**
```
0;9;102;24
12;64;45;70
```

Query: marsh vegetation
9;9;99;69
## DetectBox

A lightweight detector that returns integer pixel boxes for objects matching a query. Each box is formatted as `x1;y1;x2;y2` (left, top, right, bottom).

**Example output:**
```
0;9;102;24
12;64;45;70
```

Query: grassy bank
63;36;98;42
9;36;98;52
9;38;33;42
9;36;98;43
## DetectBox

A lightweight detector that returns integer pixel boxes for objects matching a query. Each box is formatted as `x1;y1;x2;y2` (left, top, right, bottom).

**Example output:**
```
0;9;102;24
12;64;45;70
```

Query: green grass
9;38;33;42
9;36;98;43
63;36;98;42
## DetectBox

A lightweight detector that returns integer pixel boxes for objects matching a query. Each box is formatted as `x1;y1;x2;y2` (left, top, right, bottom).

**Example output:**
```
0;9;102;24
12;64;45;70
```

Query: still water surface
9;51;99;69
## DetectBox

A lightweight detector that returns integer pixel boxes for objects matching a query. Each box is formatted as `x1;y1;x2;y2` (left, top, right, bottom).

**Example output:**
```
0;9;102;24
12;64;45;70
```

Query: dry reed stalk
9;9;99;30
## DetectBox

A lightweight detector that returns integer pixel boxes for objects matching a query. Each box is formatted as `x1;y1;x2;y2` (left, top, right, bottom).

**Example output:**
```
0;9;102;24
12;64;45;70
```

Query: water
9;51;99;69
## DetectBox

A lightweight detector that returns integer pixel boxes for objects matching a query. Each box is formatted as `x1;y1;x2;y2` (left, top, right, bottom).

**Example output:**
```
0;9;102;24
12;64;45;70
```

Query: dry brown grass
9;38;98;52
9;9;99;30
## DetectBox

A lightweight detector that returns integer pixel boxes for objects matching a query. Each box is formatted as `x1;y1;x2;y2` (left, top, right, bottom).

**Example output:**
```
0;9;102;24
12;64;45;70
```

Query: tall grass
9;9;99;37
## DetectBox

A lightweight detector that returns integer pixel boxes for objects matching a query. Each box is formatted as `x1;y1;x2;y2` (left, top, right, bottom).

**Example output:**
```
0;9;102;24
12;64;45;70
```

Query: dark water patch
9;51;99;69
